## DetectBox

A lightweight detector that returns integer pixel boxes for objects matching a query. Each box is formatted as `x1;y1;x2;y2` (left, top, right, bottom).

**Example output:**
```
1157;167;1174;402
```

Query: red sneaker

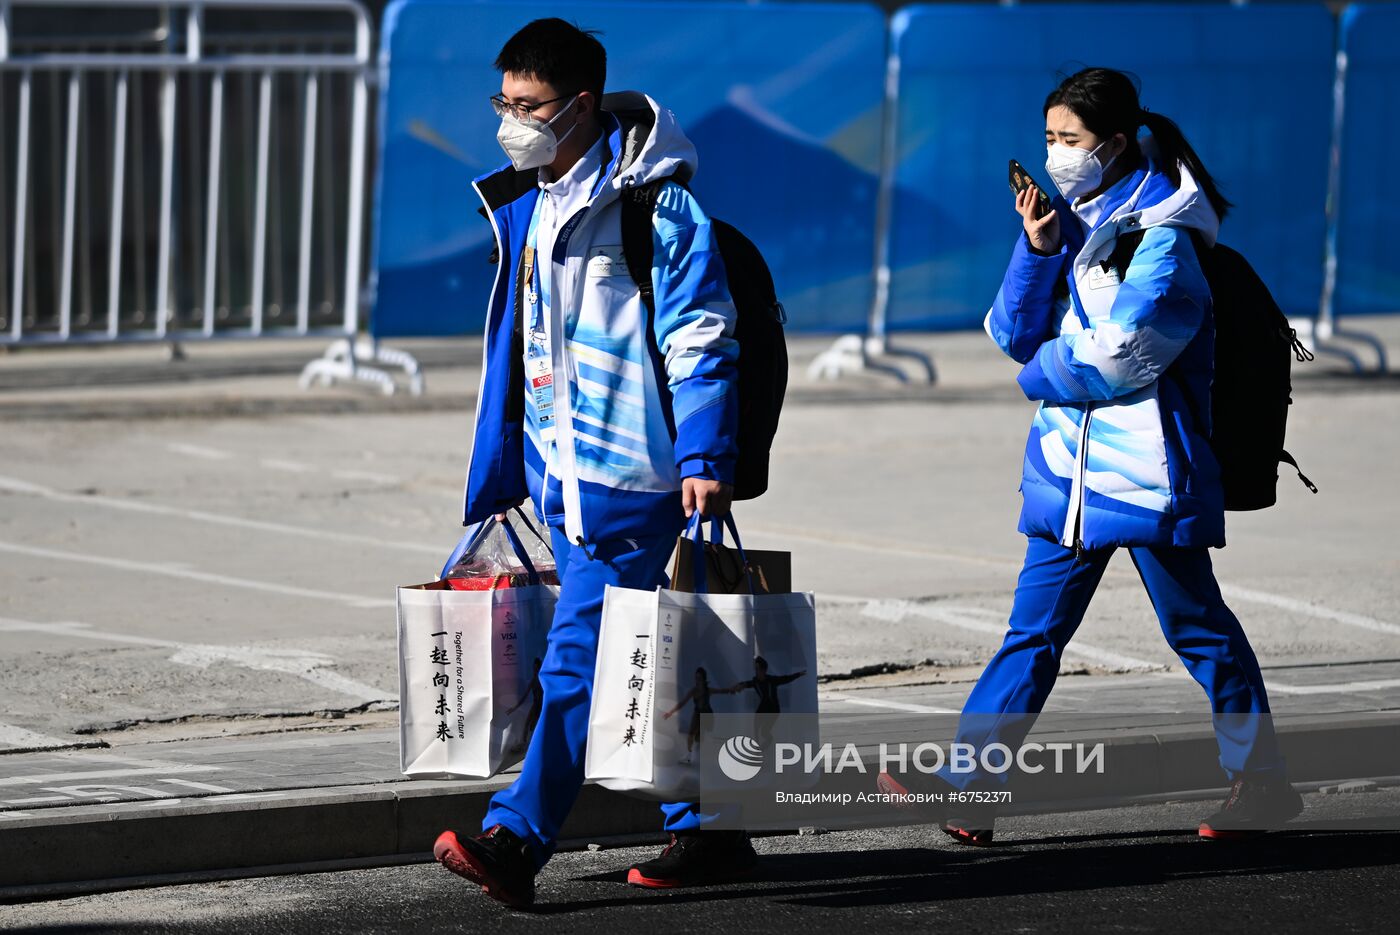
433;825;536;908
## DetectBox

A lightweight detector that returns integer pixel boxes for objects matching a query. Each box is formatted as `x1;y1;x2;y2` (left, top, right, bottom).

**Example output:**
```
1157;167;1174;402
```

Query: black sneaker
1198;777;1304;840
875;769;958;818
877;768;950;804
877;771;997;844
942;819;996;847
433;825;536;908
627;831;758;888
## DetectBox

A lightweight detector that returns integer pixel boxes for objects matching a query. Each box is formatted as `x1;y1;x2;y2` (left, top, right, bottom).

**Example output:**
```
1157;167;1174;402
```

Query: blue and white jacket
986;146;1225;551
463;92;738;545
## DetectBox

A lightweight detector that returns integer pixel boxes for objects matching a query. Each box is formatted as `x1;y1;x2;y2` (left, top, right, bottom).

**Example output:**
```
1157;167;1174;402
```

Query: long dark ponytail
1044;67;1232;220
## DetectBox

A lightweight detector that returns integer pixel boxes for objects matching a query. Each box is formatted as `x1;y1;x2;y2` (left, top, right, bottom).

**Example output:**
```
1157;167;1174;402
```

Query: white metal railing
0;0;417;392
808;34;935;385
1307;45;1387;374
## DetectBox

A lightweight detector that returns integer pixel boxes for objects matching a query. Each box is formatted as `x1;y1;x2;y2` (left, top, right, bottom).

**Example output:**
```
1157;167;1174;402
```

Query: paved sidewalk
2;321;1397;898
3;663;1396;896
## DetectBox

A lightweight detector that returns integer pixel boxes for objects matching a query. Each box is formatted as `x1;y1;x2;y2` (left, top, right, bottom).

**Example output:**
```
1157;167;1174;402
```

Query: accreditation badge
526;341;556;444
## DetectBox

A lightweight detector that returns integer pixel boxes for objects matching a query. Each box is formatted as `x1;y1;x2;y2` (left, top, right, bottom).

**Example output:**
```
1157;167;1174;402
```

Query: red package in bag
444;574;515;592
441;512;557;590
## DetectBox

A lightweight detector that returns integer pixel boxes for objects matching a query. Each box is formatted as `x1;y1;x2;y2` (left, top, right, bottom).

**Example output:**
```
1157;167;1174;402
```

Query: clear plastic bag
442;512;558;590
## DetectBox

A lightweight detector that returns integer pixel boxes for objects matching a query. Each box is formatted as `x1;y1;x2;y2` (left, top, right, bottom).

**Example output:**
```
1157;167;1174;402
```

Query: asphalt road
1;330;1399;745
3;787;1398;933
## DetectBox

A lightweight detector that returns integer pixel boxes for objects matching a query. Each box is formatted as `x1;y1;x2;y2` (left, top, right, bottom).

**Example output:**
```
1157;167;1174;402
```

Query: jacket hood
598;91;697;192
1115;134;1221;247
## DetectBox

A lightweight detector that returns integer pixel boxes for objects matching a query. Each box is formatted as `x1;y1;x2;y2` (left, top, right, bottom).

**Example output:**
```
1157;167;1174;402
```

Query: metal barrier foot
1330;325;1389;373
299;338;425;396
866;334;936;384
807;334;936;385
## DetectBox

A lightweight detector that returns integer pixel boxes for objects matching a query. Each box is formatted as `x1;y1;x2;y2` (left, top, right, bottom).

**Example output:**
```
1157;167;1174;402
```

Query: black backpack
1110;230;1317;511
620;179;788;501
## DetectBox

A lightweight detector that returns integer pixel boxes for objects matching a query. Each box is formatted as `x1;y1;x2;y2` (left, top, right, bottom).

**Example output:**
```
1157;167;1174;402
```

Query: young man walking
432;18;751;907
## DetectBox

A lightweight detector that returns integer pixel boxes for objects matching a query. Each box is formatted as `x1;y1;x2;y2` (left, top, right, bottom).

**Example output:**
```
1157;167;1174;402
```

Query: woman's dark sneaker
433;825;537;908
1198;777;1305;840
878;771;998;844
876;770;957;818
627;831;758;888
942;820;995;847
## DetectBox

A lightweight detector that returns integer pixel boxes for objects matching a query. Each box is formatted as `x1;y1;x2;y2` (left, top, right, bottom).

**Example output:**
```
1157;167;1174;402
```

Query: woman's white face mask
496;94;580;171
1045;139;1117;200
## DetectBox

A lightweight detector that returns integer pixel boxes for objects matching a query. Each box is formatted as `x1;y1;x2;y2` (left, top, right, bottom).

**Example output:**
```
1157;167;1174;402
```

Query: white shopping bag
397;517;557;779
585;516;818;801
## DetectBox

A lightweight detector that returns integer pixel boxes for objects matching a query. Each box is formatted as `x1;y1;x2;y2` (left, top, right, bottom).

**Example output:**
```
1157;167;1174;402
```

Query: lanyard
522;202;556;443
523;205;546;338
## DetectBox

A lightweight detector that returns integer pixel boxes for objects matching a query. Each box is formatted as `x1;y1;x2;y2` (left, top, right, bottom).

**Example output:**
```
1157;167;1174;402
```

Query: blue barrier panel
371;0;885;338
1335;4;1400;317
886;3;1336;331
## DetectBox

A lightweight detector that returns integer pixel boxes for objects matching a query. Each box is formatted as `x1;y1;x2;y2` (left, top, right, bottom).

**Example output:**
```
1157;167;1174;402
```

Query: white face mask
1045;139;1118;200
496;94;580;171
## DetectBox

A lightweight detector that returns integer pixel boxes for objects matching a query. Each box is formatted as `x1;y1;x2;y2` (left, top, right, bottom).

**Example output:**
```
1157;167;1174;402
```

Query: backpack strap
620;179;670;315
619;177;678;434
1109;227;1216;279
1106;227;1148;279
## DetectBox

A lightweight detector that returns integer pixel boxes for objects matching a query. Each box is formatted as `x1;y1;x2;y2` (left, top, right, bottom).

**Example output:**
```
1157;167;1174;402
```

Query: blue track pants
482;525;702;869
948;537;1283;787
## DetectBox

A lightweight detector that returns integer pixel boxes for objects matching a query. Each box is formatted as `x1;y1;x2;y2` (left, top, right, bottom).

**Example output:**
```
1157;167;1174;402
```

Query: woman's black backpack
1110;229;1317;511
620;179;788;501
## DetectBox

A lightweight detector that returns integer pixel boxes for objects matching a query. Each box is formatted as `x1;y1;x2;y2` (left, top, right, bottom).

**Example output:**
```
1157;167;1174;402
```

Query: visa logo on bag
663;635;673;643
500;633;517;640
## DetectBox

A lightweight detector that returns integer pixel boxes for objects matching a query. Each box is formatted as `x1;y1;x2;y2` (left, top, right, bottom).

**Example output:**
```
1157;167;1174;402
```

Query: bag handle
684;512;756;596
439;520;489;580
707;515;751;553
499;517;542;585
439;509;550;584
512;505;555;556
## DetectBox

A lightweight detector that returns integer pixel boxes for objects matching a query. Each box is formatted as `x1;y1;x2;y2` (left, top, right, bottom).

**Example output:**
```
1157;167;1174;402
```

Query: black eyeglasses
489;92;575;122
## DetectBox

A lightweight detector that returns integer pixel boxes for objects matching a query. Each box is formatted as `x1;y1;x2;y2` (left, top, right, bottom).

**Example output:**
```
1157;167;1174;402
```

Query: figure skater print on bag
506;658;544;753
718;656;806;749
662;667;715;765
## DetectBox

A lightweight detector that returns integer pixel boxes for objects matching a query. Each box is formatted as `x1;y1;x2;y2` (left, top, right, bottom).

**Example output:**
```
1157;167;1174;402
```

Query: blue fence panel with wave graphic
371;0;885;337
1335;4;1400;317
885;3;1336;331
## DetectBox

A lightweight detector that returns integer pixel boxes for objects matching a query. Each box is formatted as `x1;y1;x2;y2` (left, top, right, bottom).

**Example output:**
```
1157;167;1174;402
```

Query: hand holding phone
1008;159;1059;254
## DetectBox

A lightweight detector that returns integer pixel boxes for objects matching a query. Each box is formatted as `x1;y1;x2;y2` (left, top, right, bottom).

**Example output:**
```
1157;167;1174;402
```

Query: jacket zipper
1062;237;1115;561
1066;404;1094;561
549;203;604;549
1059;217;1143;560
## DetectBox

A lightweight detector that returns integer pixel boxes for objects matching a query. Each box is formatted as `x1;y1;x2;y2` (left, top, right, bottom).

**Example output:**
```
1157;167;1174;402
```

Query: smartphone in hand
1009;159;1053;215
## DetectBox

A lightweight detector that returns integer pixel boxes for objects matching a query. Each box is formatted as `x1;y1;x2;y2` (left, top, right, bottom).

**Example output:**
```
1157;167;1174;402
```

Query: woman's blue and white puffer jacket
463;92;738;545
986;148;1226;552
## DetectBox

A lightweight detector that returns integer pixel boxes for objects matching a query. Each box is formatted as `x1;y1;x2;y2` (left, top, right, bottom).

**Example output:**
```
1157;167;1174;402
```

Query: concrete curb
0;385;1028;423
0;392;478;422
1;713;1396;898
0;780;664;897
3;338;1395;422
4;373;1396;422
